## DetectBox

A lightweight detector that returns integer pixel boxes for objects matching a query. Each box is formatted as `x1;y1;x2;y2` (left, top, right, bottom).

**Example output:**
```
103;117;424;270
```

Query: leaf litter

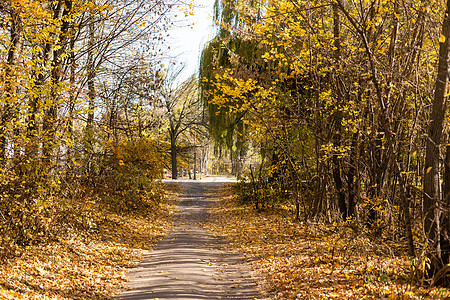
204;186;449;300
0;184;177;299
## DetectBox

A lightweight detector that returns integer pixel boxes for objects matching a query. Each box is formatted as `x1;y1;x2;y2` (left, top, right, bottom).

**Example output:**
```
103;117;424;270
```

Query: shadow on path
114;178;263;300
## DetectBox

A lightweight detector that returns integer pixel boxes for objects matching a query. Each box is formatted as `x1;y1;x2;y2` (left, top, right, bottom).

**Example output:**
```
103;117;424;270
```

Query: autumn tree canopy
1;0;450;296
0;0;182;253
201;0;450;286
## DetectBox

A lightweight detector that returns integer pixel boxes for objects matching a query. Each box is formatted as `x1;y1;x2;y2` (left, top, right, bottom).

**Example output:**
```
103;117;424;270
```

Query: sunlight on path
114;180;263;300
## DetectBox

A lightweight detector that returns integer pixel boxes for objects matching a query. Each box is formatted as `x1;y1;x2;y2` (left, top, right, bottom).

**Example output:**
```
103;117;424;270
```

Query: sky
165;0;217;83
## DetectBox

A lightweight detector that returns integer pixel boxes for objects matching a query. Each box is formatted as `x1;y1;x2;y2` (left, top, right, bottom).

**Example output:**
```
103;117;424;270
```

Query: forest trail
114;177;264;300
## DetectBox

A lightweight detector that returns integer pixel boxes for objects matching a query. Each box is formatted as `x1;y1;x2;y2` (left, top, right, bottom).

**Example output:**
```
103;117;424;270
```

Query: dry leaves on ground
205;187;449;300
0;186;176;300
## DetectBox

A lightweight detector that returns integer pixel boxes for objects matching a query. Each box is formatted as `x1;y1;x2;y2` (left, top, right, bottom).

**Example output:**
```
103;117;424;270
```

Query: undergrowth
205;186;449;300
0;180;176;299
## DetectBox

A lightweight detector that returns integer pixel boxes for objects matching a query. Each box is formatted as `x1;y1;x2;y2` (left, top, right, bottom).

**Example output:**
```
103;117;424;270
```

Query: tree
423;0;450;285
0;1;21;162
200;0;445;276
0;0;178;251
160;72;205;179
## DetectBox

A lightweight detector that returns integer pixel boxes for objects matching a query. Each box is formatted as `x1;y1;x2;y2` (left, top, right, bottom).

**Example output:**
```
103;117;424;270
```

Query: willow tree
200;0;266;149
203;0;431;238
200;38;249;151
200;0;321;217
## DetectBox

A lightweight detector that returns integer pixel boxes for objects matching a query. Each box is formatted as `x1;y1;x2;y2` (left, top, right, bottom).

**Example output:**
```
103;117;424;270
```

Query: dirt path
114;177;263;300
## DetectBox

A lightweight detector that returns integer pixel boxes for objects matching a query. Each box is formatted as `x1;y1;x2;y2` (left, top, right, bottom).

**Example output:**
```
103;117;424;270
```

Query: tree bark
332;3;348;220
43;0;71;166
83;15;96;179
170;131;178;179
0;6;21;162
193;148;197;180
67;20;76;180
441;142;450;284
423;0;450;285
85;16;96;145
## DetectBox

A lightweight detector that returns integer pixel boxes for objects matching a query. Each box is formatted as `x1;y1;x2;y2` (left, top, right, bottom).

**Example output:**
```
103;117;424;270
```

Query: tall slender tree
423;0;450;285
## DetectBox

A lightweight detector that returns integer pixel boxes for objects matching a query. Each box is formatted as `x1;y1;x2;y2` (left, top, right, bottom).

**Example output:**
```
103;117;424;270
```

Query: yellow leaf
426;167;432;174
440;35;446;43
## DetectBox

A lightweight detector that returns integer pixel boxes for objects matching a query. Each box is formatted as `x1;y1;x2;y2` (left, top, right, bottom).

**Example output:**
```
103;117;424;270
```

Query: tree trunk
347;132;358;218
193;148;197;180
441;142;450;285
423;0;450;286
27;2;63;158
170;132;178;179
67;25;76;180
1;7;21;162
86;17;96;145
332;3;348;220
42;1;66;166
84;16;96;178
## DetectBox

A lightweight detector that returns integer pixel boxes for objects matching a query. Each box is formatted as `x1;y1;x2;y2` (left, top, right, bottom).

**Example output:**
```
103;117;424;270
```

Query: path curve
114;177;263;300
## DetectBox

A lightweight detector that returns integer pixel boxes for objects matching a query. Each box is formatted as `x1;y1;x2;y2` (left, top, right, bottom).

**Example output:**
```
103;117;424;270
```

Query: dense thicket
200;0;450;286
